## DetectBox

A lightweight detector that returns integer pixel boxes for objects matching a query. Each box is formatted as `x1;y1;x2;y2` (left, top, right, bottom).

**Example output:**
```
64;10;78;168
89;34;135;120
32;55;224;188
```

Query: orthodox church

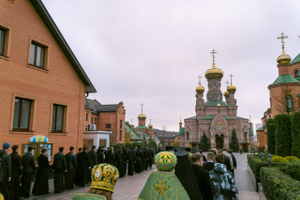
180;50;253;151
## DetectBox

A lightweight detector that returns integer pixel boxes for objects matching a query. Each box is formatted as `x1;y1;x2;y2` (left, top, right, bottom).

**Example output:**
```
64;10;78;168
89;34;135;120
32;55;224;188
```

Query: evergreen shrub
291;112;300;158
229;129;239;152
260;167;300;200
286;160;300;181
271;156;289;163
275;114;292;157
266;118;276;154
199;132;210;151
285;156;299;163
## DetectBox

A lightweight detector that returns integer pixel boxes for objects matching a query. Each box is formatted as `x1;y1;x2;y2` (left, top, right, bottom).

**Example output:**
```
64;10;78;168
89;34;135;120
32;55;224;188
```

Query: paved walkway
29;153;258;200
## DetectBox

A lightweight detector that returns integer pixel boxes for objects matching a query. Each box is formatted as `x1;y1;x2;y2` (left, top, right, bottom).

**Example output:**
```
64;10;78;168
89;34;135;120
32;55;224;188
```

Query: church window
286;96;293;112
186;132;189;140
296;70;300;77
213;83;216;90
215;121;223;130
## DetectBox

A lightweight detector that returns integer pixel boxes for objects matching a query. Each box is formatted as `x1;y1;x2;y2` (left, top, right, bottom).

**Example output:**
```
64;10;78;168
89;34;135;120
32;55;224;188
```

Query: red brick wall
0;0;86;156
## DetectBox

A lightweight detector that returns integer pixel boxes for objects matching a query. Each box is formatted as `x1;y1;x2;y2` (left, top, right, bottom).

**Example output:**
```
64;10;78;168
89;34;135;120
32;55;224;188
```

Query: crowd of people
0;142;156;200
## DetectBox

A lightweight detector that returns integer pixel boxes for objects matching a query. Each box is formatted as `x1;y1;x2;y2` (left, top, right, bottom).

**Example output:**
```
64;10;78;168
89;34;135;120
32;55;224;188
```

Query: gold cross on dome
229;74;234;84
210;49;217;63
198;75;202;85
140;103;144;112
225;80;229;87
277;32;288;49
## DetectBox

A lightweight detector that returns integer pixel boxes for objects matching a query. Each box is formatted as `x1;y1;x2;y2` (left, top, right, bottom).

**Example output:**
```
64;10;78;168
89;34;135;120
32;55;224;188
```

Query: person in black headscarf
122;145;128;174
96;147;104;164
135;146;143;173
74;147;82;185
10;144;22;200
88;145;97;183
32;148;49;195
115;147;125;177
76;147;90;187
53;147;67;193
105;147;116;166
65;146;76;189
175;148;203;200
127;146;136;175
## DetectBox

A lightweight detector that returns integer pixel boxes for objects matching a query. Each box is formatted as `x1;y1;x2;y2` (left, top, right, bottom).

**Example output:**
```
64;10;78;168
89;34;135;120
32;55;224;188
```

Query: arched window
186;132;189;140
213;83;216;90
286;96;293;112
296;70;300;77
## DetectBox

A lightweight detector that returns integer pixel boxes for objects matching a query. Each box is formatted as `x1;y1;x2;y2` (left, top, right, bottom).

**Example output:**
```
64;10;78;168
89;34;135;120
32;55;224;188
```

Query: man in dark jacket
65;146;76;189
74;147;82;185
76;147;90;187
122;145;128;174
96;146;104;164
191;154;213;200
115;147;125;177
22;146;35;198
0;142;12;200
203;152;215;172
135;146;143;173
87;145;97;183
105;147;115;166
11;145;22;200
53;147;67;193
149;147;154;169
209;153;239;200
144;147;150;170
127;146;136;175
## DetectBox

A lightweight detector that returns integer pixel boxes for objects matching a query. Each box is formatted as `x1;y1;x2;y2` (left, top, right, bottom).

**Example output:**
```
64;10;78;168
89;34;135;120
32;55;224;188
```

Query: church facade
181;51;253;151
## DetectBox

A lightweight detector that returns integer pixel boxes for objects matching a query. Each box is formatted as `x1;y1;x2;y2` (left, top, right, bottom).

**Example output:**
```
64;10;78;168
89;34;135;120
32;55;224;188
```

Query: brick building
0;0;96;159
85;98;126;145
181;51;252;151
258;33;300;151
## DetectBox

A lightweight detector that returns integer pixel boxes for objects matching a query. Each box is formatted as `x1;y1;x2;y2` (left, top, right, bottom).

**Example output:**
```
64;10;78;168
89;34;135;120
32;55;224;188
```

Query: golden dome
205;62;224;79
249;121;253;126
148;123;153;129
196;83;205;93
138;111;146;119
276;49;291;64
227;83;236;93
224;90;229;97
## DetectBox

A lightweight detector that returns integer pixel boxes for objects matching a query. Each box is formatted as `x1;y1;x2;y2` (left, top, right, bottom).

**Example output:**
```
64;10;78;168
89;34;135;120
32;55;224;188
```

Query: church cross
210;49;217;63
225;80;229;87
229;74;234;84
277;32;288;49
198;75;202;85
141;103;144;113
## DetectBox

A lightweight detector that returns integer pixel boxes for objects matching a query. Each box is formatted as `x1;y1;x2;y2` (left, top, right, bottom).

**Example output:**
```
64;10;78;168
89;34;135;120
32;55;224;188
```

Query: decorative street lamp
260;152;264;162
267;153;273;167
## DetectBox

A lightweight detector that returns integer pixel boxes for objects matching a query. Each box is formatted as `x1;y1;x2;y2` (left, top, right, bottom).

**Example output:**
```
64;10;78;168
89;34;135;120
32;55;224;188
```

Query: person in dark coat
76;147;90;187
228;149;237;176
175;148;203;200
122;145;128;174
203;152;215;172
127;146;136;175
65;146;76;189
140;147;146;171
0;143;12;200
149;147;154;169
10;145;22;200
105;147;115;166
32;148;49;195
135;146;143;173
21;146;35;198
115;147;125;177
144;147;150;170
191;154;213;200
87;145;97;183
53;147;67;193
74;147;82;185
96;147;104;164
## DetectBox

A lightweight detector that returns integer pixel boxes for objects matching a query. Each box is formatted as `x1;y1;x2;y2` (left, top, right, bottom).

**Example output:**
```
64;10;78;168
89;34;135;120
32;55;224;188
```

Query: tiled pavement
28;153;258;200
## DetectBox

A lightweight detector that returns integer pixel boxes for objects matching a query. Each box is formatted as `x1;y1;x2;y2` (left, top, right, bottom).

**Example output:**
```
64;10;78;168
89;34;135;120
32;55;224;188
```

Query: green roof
291;53;300;64
199;114;247;120
200;114;216;120
249;127;254;135
134;125;149;130
125;122;141;140
137;131;151;141
296;77;300;81
257;126;265;131
205;100;228;106
185;116;197;120
236;116;248;120
270;74;300;85
179;127;185;135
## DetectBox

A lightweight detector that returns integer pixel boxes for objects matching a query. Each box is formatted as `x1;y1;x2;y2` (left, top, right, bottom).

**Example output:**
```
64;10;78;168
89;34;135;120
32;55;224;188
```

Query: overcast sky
42;0;300;132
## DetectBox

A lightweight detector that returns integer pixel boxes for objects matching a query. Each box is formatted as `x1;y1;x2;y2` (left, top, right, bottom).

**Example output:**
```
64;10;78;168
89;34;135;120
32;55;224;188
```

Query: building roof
30;0;96;93
134;125;149;130
153;129;179;139
199;114;246;120
291;53;300;64
270;74;300;85
125;122;140;140
249;127;254;135
205;100;228;106
185;116;197;120
256;126;265;131
179;127;185;135
85;98;100;113
94;104;119;112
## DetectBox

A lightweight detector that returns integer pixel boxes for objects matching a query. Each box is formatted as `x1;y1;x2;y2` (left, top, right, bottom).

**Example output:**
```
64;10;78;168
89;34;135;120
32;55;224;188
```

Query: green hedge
292;112;300;158
286;160;300;181
260;167;300;200
267;118;276;154
275;114;292;157
247;155;268;177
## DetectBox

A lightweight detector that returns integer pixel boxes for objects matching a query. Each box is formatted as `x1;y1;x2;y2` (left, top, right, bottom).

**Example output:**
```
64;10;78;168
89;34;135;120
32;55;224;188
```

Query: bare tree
273;86;296;114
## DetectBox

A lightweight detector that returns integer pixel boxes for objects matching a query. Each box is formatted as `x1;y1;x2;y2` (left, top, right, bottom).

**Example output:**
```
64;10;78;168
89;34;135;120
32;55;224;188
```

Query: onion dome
217;103;221;108
148;119;153;129
196;83;205;93
179;120;182;126
224;90;229;97
205;62;224;79
227;83;236;93
138;111;146;120
249;121;253;126
276;49;291;64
